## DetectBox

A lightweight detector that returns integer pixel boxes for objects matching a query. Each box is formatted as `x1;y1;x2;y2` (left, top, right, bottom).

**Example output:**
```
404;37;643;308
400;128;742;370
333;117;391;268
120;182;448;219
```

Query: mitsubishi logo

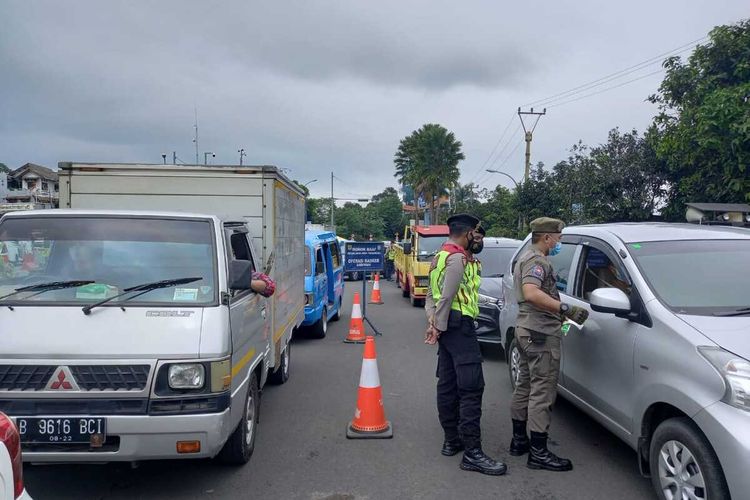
45;366;80;391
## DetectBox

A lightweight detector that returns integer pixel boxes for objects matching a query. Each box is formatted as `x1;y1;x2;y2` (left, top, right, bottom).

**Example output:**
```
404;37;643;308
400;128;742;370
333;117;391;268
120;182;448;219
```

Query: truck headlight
699;347;750;412
168;363;205;390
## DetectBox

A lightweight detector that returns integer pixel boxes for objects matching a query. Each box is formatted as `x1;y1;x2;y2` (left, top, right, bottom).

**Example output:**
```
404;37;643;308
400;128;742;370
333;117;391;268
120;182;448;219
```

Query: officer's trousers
436;313;484;449
510;327;561;433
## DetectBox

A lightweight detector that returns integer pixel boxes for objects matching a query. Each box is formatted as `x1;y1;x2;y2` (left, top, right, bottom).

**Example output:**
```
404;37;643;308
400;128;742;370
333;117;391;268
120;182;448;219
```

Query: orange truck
393;223;449;306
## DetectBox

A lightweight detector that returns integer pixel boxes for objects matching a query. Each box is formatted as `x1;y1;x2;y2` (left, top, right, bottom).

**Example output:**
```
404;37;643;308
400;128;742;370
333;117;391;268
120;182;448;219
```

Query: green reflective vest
429;249;481;319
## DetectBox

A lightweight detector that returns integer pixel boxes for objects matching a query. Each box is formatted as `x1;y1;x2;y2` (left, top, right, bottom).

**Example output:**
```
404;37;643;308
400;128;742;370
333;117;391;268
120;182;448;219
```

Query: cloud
1;0;747;199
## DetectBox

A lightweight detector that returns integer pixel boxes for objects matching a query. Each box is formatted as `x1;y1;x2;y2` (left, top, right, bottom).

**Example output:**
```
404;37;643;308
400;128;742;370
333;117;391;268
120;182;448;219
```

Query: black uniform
436;311;484;447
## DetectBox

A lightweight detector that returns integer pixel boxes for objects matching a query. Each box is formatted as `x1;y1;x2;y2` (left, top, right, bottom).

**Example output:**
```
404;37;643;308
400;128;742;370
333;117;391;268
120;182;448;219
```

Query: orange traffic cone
346;336;393;439
369;273;383;305
344;292;367;343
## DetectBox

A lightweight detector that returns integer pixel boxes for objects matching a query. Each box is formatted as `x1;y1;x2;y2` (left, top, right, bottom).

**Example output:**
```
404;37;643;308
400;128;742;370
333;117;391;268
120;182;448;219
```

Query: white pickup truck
0;163;305;465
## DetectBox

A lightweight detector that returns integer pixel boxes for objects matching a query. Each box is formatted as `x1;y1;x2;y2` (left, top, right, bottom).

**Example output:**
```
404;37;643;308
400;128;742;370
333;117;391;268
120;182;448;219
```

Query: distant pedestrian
385;240;396;281
425;214;506;476
508;217;589;471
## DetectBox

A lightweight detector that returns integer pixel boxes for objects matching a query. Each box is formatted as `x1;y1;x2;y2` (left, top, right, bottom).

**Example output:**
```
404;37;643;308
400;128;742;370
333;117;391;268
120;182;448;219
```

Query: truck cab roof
0;209;245;225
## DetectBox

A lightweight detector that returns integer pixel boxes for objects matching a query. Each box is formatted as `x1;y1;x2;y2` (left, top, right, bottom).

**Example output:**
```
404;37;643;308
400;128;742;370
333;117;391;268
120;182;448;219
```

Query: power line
546;68;666;108
467;113;515;184
471;123;522;184
477;139;524;187
486;125;523;170
521;35;707;108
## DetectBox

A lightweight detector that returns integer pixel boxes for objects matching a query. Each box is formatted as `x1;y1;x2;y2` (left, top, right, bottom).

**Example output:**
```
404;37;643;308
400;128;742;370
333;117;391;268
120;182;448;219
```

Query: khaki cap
530;217;565;233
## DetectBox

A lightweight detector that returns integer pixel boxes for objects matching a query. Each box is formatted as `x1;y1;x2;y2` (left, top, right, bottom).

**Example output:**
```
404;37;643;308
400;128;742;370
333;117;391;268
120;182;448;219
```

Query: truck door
224;224;266;390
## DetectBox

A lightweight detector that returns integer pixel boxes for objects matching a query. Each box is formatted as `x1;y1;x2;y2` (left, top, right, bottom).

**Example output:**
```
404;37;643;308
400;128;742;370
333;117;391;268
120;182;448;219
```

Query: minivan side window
315;248;326;276
547;243;577;292
574;244;631;301
329;242;341;268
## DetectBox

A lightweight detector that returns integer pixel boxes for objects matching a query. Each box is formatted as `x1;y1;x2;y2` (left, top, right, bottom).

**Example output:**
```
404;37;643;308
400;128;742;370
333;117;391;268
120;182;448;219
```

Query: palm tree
393;124;465;224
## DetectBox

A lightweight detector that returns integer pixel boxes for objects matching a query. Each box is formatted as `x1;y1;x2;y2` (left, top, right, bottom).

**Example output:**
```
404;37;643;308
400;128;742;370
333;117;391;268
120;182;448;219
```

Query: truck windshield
0;216;217;306
630;239;750;315
417;235;447;261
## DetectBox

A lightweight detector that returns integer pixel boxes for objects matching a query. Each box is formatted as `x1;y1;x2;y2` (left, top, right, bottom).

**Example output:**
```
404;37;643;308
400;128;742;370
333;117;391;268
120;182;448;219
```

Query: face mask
548;241;562;257
470;241;484;254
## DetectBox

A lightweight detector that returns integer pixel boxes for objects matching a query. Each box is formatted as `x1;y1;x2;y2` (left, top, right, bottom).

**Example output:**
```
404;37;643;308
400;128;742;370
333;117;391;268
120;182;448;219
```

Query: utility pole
517;107;546;182
238;149;246;166
193;107;199;165
172;151;177;164
330;171;334;230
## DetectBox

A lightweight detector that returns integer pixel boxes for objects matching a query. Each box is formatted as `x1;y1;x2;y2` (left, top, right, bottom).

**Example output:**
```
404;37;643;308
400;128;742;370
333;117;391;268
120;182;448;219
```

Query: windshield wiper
0;280;95;309
713;307;750;317
82;277;202;316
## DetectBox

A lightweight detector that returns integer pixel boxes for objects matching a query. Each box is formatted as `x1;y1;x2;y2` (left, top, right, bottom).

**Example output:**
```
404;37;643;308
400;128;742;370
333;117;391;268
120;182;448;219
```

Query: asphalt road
25;281;654;500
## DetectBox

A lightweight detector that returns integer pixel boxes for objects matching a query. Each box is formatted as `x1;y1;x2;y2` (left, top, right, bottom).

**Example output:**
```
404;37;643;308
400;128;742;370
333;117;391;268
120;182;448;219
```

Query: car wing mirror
228;260;253;290
590;288;631;315
403;242;412;254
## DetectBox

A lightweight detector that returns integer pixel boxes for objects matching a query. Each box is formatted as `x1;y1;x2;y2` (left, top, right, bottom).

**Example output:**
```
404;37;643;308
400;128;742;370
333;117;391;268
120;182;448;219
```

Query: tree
368;187;403;238
335;202;385;240
0;163;9;174
291;180;310;197
394;124;465;224
649;19;750;219
306;197;331;225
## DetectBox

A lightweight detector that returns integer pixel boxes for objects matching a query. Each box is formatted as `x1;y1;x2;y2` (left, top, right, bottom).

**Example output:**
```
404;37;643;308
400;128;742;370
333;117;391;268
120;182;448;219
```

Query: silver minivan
498;223;750;500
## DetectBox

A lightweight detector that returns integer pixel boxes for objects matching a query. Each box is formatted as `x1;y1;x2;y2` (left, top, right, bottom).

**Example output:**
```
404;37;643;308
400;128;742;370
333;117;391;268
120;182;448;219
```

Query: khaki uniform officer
509;217;589;472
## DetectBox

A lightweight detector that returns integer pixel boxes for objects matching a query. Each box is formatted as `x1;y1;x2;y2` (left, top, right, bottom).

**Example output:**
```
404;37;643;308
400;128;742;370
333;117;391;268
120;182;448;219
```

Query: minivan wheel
219;372;259;464
311;312;327;339
649;417;729;500
268;343;290;385
508;337;521;390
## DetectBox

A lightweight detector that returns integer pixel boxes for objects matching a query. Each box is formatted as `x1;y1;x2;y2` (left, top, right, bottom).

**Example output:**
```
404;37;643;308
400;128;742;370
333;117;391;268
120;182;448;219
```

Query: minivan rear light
0;412;23;499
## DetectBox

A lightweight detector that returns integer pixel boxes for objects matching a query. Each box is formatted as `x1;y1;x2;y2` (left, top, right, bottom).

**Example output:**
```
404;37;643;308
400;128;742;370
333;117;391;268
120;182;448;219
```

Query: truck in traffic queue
393;223;449;307
0;163;306;465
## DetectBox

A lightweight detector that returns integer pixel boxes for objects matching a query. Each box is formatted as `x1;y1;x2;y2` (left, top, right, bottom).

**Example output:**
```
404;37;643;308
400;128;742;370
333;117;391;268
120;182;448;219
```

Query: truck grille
0;365;150;392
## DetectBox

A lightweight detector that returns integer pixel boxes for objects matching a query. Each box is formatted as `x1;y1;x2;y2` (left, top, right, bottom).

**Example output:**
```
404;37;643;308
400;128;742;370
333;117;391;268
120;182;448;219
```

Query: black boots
441;438;464;457
460;448;507;476
527;431;573;471
509;419;530;456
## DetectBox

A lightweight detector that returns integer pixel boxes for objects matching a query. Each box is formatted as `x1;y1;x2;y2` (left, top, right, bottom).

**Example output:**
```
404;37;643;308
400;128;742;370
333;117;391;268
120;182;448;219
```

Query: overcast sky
1;1;747;199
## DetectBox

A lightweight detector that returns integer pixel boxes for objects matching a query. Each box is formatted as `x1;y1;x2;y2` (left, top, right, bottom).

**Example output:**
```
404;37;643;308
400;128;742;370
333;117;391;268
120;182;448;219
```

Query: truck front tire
219;372;259;465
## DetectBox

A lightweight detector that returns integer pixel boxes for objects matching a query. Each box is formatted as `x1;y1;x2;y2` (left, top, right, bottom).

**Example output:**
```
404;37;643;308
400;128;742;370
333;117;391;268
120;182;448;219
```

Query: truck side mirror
403;242;412;254
229;260;254;290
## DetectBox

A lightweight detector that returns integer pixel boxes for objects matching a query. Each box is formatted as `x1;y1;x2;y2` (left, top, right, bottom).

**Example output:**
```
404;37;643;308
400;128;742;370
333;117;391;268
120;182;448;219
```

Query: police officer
425;214;506;476
385;239;396;281
508;217;589;471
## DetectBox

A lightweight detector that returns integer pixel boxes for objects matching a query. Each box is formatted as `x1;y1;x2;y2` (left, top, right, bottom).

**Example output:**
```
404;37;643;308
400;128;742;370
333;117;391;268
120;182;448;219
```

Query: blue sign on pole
344;242;384;272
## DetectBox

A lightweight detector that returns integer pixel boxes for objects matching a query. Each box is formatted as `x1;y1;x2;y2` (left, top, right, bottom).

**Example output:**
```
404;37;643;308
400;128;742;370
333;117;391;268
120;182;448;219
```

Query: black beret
447;213;480;229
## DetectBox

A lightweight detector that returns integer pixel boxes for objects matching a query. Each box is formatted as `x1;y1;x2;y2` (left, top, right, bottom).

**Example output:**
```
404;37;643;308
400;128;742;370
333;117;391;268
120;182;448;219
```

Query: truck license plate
15;417;107;444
